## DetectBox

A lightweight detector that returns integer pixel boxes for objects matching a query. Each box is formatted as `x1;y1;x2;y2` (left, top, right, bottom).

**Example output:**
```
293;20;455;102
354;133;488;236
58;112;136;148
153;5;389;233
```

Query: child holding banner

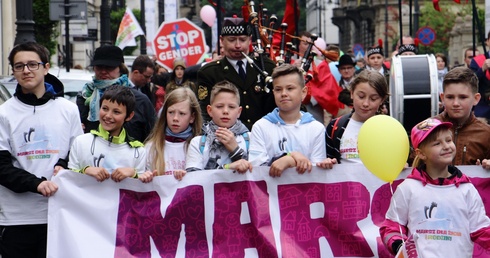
0;42;83;258
380;118;490;257
248;64;326;177
186;81;252;173
145;87;202;180
68;86;152;183
320;69;389;166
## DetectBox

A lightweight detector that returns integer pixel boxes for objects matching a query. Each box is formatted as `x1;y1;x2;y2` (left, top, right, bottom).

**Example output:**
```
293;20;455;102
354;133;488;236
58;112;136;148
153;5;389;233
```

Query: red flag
241;5;250;21
271;0;299;47
305;61;344;117
433;0;441;11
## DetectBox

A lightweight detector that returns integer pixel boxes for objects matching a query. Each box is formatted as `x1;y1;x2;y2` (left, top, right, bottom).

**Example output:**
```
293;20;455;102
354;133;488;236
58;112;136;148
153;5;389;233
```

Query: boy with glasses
0;42;83;257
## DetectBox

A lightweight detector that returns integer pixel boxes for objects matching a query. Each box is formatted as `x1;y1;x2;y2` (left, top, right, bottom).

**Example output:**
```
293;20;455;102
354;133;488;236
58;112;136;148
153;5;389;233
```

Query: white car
2;67;94;102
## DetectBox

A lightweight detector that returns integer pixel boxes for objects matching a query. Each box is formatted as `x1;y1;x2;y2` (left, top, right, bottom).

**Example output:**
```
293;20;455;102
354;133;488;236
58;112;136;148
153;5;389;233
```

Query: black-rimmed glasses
12;62;44;72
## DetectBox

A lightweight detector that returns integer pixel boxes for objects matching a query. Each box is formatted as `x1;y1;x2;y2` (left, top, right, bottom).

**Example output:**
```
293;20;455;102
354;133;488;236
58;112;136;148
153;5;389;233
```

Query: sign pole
140;0;147;54
64;0;71;72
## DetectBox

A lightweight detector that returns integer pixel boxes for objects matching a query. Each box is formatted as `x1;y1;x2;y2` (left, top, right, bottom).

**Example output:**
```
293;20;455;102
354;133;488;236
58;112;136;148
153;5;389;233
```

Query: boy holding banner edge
249;64;326;177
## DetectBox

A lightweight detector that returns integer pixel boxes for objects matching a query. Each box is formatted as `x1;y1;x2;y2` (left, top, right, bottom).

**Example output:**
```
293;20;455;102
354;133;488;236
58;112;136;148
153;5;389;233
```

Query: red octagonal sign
152;18;206;71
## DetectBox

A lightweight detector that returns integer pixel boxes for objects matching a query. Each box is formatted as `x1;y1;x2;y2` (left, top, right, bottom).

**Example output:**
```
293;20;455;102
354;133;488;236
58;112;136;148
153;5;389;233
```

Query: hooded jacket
380;165;490;256
0;73;66;193
0;73;83;225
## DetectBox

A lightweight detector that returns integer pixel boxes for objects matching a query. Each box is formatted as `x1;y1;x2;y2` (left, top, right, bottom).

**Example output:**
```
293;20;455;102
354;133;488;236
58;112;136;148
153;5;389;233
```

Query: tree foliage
33;0;59;57
418;2;484;54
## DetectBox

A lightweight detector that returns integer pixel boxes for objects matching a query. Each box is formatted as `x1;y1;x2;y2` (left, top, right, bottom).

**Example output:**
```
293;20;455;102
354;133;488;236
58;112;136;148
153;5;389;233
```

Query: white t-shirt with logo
339;119;363;164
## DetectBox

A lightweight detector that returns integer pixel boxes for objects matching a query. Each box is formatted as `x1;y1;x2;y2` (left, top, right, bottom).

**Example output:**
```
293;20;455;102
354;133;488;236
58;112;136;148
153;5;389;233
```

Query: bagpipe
240;0;339;85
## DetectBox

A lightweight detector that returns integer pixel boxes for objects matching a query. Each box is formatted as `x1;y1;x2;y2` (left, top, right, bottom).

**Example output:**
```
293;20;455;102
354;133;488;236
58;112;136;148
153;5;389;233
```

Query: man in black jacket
197;16;276;130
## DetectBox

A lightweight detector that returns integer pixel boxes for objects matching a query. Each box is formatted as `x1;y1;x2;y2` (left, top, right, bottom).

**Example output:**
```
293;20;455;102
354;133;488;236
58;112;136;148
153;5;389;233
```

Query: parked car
0;82;12;105
1;67;94;103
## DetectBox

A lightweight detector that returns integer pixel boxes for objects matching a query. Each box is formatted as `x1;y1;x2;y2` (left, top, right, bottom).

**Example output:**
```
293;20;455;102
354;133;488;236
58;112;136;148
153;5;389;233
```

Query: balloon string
389;182;406;252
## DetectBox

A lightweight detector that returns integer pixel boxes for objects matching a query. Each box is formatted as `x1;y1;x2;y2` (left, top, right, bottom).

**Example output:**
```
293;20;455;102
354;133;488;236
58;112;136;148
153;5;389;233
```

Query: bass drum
390;54;439;133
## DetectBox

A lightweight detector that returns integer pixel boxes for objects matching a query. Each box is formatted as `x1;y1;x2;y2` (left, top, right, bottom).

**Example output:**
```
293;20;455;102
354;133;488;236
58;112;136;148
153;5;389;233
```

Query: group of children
1;41;490;257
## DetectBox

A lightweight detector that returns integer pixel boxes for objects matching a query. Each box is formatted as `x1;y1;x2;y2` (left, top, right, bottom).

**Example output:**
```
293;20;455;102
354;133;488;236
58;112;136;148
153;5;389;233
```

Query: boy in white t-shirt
249;64;326;177
68;86;152;183
0;42;83;258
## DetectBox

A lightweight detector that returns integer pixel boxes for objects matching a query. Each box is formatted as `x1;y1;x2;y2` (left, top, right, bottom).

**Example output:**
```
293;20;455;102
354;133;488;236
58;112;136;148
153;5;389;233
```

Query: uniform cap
221;16;251;36
397;44;418;56
367;39;383;57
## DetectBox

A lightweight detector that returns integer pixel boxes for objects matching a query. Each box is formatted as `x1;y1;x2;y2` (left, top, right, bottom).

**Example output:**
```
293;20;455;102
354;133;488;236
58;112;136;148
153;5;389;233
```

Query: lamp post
100;0;112;46
14;0;36;45
140;0;147;54
158;0;165;24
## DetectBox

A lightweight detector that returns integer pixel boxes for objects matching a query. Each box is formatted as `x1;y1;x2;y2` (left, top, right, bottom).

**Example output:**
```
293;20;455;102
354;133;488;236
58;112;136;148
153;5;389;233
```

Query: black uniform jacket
197;56;276;130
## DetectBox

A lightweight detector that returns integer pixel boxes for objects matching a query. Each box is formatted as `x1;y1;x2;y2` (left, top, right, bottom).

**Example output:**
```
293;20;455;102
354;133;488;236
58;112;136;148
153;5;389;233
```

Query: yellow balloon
358;115;409;182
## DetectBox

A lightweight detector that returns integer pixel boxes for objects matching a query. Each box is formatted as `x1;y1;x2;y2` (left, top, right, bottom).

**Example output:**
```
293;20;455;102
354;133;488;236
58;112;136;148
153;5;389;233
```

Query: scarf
263;108;315;125
165;126;193;142
202;120;249;169
82;74;130;122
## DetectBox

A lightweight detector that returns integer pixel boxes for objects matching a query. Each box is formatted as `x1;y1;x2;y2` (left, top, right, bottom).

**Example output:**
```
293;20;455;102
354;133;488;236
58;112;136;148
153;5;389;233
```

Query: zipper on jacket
462;145;466;164
452;128;459;165
108;136;113;146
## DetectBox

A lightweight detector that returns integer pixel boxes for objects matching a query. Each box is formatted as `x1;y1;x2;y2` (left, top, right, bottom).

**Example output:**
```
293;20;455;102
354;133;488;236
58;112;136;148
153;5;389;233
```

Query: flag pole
216;0;222;56
141;0;147;54
471;0;487;57
409;0;413;36
398;0;403;46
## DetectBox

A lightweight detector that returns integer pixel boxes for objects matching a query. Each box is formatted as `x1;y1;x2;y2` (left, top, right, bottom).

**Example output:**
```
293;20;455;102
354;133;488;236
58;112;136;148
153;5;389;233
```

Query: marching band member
197;16;276;130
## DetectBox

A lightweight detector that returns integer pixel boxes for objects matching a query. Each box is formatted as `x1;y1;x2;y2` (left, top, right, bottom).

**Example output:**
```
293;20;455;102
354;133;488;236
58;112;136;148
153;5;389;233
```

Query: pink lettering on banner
213;181;278;257
371;180;404;258
467;177;490;258
114;187;208;257
278;182;373;257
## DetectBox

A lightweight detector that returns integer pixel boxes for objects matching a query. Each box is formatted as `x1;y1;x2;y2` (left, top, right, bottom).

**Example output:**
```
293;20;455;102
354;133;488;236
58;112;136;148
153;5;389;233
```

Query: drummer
396;41;418;56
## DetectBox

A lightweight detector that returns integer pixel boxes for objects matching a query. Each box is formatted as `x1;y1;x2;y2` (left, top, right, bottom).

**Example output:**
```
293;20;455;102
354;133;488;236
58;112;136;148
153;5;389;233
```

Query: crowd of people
0;13;489;257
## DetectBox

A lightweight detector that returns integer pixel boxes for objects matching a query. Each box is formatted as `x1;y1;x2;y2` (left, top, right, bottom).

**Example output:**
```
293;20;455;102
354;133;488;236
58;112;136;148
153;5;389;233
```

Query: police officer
197;16;276;130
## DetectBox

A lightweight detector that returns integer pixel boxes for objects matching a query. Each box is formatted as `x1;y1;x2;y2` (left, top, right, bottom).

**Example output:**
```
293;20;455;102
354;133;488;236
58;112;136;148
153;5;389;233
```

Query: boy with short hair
186;80;252;174
435;67;490;168
249;64;326;177
0;42;83;258
68;85;153;182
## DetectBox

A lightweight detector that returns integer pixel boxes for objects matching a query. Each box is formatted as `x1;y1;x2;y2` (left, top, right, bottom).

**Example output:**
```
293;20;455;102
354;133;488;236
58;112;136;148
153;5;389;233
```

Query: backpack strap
242;132;250;151
331;114;351;150
330;114;350;140
199;134;207;154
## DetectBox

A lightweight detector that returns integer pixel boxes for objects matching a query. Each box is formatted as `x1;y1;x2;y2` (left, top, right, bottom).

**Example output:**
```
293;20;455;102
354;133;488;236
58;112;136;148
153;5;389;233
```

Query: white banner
47;165;490;257
164;0;178;22
145;0;157;55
